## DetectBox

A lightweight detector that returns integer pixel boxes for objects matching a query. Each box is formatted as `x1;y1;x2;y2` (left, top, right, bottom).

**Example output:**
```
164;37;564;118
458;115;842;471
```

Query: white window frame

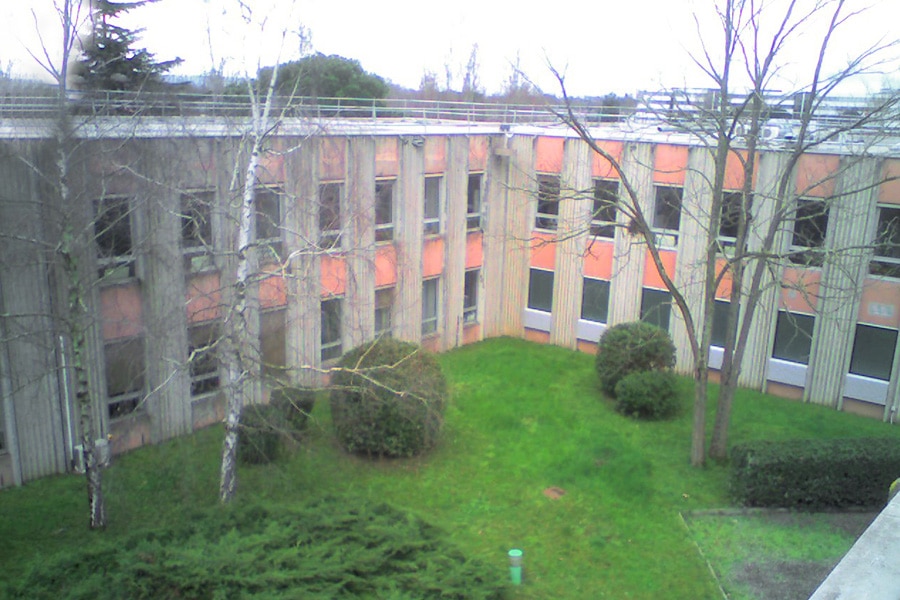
535;174;560;231
321;297;343;362
591;179;618;239
318;181;343;251
375;178;395;243
467;173;483;231
870;204;900;278
463;269;479;324
652;185;682;248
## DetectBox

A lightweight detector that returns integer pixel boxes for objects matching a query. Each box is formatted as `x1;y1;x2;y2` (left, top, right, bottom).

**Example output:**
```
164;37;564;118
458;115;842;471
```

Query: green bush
237;403;285;465
613;370;680;420
731;438;900;510
270;385;315;432
330;338;447;458
10;498;508;599
596;322;676;397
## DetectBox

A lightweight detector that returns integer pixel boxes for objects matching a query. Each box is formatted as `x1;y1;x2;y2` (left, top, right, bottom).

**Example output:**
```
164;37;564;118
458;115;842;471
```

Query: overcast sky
4;0;900;97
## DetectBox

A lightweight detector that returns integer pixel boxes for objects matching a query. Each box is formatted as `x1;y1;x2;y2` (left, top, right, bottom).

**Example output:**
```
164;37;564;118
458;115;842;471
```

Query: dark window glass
653;186;683;231
592;180;618;238
536;175;560;230
710;300;732;347
581;278;610;323
467;174;482;230
319;183;342;250
641;288;671;331
771;311;815;364
527;269;554;312
375;180;394;242
422;278;439;335
181;190;214;272
424;177;441;235
255;187;282;262
95;196;135;279
789;199;829;266
260;309;287;384
321;298;343;361
189;322;220;396
849;324;897;380
105;337;145;418
719;192;748;240
870;206;900;278
463;270;479;323
375;288;393;337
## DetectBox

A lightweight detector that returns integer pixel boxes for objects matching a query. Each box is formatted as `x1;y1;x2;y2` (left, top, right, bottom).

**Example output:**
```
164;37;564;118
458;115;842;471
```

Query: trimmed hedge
731;438;900;510
613;370;680;420
595;322;676;397
331;338;447;458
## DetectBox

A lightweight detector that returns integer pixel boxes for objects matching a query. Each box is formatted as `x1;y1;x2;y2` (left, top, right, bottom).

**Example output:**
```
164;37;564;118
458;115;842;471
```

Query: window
641;288;671;331
94;195;135;280
710;299;732;348
789;199;829;266
535;175;560;231
581;278;610;323
255;187;282;262
422;278;439;335
467;174;483;230
189;322;220;396
653;185;682;246
260;309;287;384
319;182;342;250
592;180;618;238
771;311;815;364
527;269;554;313
105;337;145;418
718;191;749;245
424;176;441;235
181;190;214;272
375;179;395;242
870;205;900;278
849;324;898;380
463;269;479;323
321;298;343;361
375;287;393;337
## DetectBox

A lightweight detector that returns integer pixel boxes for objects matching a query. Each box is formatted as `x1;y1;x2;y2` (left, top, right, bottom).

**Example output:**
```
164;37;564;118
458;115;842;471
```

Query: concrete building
1;99;899;487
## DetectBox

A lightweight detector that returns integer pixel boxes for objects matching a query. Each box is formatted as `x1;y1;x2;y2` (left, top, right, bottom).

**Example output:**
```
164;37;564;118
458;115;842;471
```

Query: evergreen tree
74;0;181;91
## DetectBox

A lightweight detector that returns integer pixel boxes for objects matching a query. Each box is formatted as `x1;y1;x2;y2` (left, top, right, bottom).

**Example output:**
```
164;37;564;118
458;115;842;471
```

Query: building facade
1;113;899;488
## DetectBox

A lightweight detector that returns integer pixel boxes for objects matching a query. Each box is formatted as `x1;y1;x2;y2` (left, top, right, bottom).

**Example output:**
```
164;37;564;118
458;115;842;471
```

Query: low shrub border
731;438;900;510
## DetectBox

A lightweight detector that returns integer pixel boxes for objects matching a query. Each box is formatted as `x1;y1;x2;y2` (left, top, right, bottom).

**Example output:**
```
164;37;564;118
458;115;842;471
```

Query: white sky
4;0;900;97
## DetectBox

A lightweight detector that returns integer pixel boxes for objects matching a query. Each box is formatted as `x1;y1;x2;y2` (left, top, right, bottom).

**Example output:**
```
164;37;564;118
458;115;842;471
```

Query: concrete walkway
809;493;900;599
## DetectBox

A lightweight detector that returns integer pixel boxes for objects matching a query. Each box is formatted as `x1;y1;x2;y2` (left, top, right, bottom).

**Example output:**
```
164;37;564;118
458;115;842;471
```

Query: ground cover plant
1;338;898;599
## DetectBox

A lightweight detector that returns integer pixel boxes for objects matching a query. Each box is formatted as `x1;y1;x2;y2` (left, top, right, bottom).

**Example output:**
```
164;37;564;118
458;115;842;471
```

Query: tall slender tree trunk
691;363;709;466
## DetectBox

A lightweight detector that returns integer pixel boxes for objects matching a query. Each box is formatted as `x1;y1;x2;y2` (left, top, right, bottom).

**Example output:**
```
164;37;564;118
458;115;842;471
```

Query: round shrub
238;403;285;465
270;386;316;432
613;370;679;420
595;321;676;397
330;338;447;458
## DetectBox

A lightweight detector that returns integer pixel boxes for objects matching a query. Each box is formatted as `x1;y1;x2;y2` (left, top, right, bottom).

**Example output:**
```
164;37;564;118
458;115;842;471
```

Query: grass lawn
2;337;898;598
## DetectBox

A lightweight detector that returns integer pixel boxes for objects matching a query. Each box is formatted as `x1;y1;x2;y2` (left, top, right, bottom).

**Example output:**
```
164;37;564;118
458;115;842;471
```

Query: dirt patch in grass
686;510;877;600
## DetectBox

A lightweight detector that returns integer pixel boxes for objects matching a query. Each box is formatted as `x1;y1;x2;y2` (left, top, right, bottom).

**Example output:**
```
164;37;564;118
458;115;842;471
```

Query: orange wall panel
321;254;347;296
375;245;398;287
525;329;551;344
715;258;733;300
100;284;143;340
463;323;481;345
879;159;900;205
530;232;557;270
795;153;839;198
465;232;483;269
779;268;820;313
583;239;614;280
319;137;346;181
723;149;757;190
424;136;447;174
469;137;489;171
534;137;564;173
654;145;689;185
858;278;900;328
186;272;223;323
591;140;624;178
423;237;444;278
577;339;598;355
259;272;287;309
375;137;399;177
642;249;677;289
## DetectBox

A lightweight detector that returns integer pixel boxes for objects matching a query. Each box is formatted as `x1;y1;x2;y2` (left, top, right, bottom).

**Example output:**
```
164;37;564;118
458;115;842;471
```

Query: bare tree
553;0;900;465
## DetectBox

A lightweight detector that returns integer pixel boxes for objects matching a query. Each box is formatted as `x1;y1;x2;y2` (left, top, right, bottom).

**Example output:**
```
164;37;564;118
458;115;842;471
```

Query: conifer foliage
74;0;181;91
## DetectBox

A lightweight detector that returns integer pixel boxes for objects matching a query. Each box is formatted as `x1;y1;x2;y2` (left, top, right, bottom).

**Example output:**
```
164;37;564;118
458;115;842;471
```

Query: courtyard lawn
2;337;898;599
